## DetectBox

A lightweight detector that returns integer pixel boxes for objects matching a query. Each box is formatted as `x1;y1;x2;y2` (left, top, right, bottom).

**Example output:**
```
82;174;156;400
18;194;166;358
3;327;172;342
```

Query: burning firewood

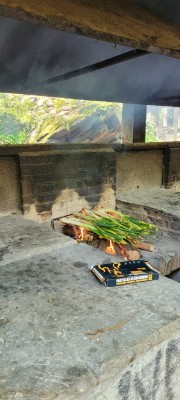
82;233;95;242
105;240;117;255
120;243;140;261
98;239;108;252
62;224;81;238
61;208;157;245
60;209;157;260
135;241;155;252
114;243;125;257
63;223;97;244
89;238;100;248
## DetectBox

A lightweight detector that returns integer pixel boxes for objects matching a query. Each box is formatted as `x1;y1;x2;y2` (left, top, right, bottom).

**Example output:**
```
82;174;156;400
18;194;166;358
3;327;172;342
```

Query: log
90;238;100;248
121;243;140;261
83;233;94;242
98;239;108;252
136;241;155;252
114;243;124;257
62;224;80;238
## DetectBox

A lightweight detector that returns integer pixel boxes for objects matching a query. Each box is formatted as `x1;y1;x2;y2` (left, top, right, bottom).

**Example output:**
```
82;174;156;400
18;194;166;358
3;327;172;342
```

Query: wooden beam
0;1;179;58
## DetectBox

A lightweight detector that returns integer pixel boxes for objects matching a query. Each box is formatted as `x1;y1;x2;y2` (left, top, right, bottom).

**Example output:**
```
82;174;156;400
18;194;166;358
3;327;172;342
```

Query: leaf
84;319;130;337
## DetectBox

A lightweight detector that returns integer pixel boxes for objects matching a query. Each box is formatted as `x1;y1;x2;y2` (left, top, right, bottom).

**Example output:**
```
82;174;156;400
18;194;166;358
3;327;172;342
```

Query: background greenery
0;94;122;144
0;93;165;144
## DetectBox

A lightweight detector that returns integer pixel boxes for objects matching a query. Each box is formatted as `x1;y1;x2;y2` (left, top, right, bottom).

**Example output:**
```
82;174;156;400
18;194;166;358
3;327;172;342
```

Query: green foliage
145;118;158;143
0;93;122;144
0;130;27;145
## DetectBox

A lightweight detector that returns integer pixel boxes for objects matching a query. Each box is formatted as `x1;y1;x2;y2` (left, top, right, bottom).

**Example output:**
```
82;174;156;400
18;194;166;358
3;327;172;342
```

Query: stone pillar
133;104;147;143
163;147;180;190
121;103;147;143
173;107;179;141
121;104;134;143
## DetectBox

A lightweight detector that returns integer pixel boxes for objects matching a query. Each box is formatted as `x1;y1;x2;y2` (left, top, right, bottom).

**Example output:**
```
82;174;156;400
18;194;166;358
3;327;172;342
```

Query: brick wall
19;150;116;222
0;144;179;225
163;148;180;190
116;200;180;239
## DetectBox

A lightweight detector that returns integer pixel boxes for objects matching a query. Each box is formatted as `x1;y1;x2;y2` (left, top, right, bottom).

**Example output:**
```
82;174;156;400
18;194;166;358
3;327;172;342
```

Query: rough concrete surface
0;215;75;265
140;236;180;276
116;151;163;194
0;216;180;400
117;188;180;219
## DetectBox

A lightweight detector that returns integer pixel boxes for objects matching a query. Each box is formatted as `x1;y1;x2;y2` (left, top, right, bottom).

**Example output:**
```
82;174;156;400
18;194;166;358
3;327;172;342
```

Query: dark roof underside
0;16;179;106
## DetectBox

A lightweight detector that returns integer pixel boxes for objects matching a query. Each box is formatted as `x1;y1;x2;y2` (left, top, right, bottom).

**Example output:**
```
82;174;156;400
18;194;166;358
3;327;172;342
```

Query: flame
80;227;85;240
72;225;81;240
81;209;86;215
119;244;128;261
105;240;116;255
119;244;125;256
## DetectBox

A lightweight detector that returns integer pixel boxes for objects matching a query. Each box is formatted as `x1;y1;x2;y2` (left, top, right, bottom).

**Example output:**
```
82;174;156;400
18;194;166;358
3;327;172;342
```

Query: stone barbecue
0;2;180;398
0;144;180;400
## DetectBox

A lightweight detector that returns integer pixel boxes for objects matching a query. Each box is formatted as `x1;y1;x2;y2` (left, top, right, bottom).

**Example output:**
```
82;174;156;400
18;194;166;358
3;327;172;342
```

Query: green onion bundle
61;208;157;245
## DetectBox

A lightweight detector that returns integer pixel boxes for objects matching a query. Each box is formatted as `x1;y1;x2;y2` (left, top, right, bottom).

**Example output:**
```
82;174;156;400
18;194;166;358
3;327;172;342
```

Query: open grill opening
52;208;157;261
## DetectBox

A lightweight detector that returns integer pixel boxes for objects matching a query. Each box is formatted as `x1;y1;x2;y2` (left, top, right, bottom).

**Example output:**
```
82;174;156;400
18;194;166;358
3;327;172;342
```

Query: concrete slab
0;216;180;400
116;188;180;219
140;235;180;276
0;215;75;265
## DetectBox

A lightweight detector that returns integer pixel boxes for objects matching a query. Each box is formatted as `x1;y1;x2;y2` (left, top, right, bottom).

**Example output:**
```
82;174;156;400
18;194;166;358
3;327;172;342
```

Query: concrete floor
0;215;180;400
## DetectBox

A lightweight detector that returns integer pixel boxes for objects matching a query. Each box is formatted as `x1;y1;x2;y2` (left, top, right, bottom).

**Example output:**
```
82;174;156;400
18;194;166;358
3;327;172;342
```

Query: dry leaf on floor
84;319;130;338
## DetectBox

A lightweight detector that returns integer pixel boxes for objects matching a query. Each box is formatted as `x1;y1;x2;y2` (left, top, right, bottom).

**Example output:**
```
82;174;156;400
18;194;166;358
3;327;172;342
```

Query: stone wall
0;156;21;214
21;148;163;223
163;148;180;190
116;150;163;194
0;144;179;224
19;149;116;222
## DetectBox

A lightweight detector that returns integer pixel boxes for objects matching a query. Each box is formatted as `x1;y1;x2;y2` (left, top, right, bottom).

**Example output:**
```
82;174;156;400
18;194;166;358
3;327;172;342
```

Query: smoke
0;15;179;106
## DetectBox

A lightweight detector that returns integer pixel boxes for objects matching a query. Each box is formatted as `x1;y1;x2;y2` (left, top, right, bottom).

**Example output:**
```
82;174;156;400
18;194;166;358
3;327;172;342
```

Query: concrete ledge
116;188;180;235
80;331;180;400
113;142;180;152
0;216;180;399
0;142;180;156
0;144;115;156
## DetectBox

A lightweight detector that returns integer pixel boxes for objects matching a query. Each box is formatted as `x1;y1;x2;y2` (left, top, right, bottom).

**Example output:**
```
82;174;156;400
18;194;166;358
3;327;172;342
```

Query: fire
119;244;128;261
105;240;117;255
119;244;126;256
80;227;85;240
